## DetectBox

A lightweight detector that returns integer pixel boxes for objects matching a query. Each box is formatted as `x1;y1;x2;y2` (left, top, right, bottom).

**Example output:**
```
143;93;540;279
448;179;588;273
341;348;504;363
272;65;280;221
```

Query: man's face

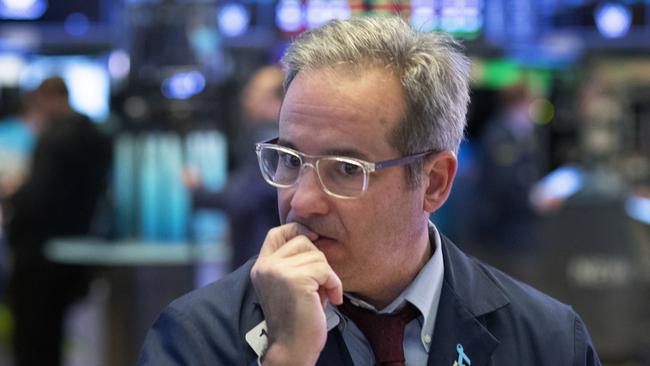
242;67;283;123
277;66;431;303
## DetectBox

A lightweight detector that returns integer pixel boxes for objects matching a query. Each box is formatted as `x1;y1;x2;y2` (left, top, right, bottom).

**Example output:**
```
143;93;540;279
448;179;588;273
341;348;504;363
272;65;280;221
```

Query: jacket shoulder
470;257;598;365
138;259;260;366
170;258;255;313
475;258;575;321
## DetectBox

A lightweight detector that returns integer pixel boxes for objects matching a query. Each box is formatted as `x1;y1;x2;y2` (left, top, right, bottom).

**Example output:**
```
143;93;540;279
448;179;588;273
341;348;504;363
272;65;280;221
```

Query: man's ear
422;150;457;213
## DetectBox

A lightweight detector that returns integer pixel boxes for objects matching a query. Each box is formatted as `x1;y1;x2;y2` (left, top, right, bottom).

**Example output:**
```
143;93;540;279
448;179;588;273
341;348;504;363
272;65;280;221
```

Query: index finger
259;223;317;257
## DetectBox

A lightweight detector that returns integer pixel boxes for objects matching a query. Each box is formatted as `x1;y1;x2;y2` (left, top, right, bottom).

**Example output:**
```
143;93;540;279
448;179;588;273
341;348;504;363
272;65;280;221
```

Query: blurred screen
0;53;25;86
0;0;103;21
274;0;484;38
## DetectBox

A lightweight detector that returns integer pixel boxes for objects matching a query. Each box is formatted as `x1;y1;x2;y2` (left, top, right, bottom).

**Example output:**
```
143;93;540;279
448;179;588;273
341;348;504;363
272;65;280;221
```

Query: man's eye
280;153;301;168
337;162;363;176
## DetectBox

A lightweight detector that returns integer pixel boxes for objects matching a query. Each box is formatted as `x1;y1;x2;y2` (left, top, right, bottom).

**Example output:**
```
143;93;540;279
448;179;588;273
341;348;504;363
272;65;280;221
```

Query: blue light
440;0;483;33
190;26;219;57
595;3;632;38
64;12;90;37
532;166;584;202
330;0;351;21
162;71;206;100
625;194;650;225
306;0;329;29
276;0;303;33
411;0;437;32
305;0;350;30
65;61;110;122
0;0;47;19
0;54;24;86
217;3;250;37
108;50;130;80
543;167;583;199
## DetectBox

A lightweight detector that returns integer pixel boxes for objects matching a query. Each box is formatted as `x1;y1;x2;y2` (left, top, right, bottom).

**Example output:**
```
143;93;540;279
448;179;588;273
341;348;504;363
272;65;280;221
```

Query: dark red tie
338;298;420;366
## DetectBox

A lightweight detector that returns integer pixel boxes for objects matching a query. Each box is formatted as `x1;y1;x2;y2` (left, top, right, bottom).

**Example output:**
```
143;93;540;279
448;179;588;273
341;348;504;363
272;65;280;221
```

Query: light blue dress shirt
324;222;445;365
258;223;444;365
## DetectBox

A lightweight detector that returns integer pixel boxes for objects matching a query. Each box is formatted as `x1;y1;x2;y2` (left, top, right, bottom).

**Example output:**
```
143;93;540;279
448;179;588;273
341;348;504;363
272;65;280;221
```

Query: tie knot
338;298;420;366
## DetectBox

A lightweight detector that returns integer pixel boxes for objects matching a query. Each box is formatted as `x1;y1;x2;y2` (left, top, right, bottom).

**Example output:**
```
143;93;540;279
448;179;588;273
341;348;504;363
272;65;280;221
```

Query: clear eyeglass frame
255;137;440;199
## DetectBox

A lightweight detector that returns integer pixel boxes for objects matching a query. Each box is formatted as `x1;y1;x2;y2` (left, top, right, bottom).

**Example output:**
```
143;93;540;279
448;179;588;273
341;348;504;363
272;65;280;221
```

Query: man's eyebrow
276;138;295;149
323;148;370;161
276;139;371;160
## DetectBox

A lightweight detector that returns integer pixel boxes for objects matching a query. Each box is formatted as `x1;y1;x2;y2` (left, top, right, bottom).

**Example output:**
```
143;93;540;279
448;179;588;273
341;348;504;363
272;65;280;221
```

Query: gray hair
281;16;471;187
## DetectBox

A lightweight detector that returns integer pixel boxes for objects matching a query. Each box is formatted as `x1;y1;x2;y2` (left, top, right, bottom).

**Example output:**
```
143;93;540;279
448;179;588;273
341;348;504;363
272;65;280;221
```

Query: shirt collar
325;221;445;351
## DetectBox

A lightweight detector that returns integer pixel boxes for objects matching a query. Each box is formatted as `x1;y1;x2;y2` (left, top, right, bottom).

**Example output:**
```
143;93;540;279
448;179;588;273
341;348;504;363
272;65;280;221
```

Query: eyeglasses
255;138;439;199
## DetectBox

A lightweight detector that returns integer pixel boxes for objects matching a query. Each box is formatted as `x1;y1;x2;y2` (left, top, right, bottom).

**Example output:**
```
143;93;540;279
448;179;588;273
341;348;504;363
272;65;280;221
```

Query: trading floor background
0;1;649;365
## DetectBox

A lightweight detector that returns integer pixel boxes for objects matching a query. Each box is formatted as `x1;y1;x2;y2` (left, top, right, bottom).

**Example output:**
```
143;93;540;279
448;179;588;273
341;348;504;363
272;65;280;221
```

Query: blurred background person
183;65;282;270
0;89;36;201
0;88;37;325
2;77;112;366
471;82;542;274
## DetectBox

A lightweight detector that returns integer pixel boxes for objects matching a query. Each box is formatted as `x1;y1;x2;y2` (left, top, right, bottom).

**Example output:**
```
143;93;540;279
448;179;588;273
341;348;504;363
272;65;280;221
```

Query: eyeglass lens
258;146;367;198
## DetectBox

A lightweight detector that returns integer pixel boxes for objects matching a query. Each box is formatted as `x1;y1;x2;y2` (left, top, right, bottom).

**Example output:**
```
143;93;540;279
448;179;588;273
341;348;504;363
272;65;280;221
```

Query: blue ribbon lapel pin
453;343;471;366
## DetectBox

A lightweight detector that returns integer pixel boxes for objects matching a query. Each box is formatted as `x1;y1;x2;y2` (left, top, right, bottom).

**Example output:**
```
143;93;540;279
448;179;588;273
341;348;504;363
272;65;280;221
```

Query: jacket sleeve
573;312;602;366
137;306;211;366
191;163;276;217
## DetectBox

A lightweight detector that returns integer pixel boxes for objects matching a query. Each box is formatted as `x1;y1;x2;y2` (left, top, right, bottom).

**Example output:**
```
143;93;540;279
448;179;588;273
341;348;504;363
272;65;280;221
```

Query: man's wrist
260;343;292;366
261;342;317;366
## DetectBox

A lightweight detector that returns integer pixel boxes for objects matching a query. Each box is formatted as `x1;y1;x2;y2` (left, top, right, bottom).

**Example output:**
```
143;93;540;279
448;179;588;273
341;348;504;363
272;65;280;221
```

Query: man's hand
250;223;343;366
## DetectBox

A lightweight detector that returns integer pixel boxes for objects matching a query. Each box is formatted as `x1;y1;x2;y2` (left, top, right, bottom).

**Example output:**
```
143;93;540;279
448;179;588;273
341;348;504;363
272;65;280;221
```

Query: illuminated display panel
275;0;483;38
0;0;103;21
541;1;648;45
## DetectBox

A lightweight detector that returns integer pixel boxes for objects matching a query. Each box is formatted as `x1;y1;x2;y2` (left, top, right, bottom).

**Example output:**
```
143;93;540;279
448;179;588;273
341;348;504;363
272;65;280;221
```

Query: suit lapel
243;284;267;361
316;328;355;366
427;236;509;366
427;281;499;366
247;298;354;365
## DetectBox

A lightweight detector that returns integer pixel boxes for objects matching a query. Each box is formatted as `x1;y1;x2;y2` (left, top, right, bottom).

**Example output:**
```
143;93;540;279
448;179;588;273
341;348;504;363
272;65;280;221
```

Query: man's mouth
287;218;340;245
312;234;338;248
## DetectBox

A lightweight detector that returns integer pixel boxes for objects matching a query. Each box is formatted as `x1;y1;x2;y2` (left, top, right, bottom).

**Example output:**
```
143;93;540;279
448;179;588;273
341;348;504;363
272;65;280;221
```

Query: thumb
259;223;317;257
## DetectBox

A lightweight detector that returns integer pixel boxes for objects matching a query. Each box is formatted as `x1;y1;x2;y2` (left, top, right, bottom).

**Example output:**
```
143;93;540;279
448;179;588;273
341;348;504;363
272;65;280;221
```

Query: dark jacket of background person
4;79;112;366
138;234;600;366
474;84;541;252
186;66;282;269
6;111;112;258
191;128;279;268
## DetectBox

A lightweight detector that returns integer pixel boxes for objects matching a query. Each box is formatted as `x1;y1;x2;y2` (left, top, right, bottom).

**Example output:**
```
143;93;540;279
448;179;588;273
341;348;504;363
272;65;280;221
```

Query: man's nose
289;163;329;218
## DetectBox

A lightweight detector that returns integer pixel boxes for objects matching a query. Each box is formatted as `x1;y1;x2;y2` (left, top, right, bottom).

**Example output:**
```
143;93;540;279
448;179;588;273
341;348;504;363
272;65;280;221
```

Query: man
184;65;282;269
0;88;36;300
139;17;600;365
471;83;541;276
4;77;112;366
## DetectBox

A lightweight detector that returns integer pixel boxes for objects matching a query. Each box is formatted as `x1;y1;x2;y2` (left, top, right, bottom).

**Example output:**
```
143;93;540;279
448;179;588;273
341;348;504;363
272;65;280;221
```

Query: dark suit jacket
6;112;112;261
138;235;601;366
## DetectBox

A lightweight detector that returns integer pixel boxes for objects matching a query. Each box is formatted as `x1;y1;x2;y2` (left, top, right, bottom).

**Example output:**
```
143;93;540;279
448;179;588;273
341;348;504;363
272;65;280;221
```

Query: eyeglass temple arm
374;150;437;170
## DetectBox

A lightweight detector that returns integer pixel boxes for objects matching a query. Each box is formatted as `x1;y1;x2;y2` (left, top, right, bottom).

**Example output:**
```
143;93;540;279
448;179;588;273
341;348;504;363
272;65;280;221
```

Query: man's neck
353;228;433;310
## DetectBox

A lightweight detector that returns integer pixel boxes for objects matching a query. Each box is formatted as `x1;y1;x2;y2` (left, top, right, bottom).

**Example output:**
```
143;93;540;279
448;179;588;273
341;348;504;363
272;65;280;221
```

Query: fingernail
305;231;318;241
